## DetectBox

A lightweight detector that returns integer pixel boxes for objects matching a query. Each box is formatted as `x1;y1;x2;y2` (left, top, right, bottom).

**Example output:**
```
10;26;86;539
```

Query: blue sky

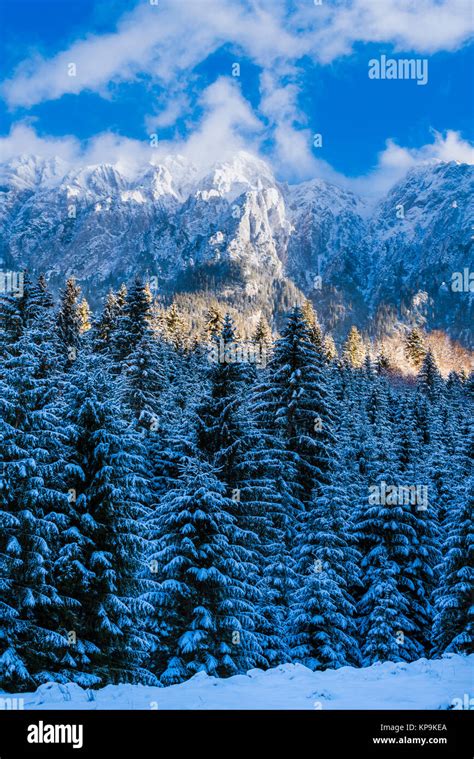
0;0;473;193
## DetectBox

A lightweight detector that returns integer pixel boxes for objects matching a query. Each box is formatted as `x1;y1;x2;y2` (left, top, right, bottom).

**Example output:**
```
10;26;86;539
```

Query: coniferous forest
0;273;472;692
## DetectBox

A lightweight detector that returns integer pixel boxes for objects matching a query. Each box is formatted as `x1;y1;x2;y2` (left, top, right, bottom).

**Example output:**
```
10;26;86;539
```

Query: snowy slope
3;655;472;710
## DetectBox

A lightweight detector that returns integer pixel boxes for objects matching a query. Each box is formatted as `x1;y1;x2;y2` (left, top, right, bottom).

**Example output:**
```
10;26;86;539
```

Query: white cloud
1;0;299;108
174;78;263;170
1;0;472;193
349;130;474;196
145;93;190;131
0;79;263;177
0;123;80;164
1;119;470;201
419;128;474;163
2;0;472;108
312;0;474;62
258;70;315;181
0;122;154;178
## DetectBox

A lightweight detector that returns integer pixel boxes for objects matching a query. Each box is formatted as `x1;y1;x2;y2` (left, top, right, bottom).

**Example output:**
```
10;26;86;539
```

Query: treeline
0;274;472;691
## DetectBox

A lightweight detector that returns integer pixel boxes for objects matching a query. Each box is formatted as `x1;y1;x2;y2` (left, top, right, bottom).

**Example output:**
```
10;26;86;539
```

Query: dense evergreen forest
0;274;472;691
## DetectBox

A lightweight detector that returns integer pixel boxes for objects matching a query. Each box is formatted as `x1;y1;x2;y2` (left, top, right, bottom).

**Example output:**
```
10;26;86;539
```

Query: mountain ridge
0;151;472;344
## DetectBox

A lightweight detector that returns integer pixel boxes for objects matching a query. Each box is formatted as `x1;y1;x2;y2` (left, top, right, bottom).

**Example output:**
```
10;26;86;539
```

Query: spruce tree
235;390;301;665
95;285;127;353
343;326;365;368
267;306;337;506
165;303;187;350
323;334;338;363
355;378;423;663
78;298;92;335
120;332;168;428
55;353;156;686
396;397;441;653
405;327;426;370
95;290;118;352
432;425;473;655
0;306;70;689
111;277;153;364
356;494;421;664
0;272;26;356
56;278;83;365
252;315;273;366
22;273;54;327
301;299;324;348
417;349;443;402
288;459;361;669
205;303;224;342
375;349;393;377
148;459;264;683
196;314;248;491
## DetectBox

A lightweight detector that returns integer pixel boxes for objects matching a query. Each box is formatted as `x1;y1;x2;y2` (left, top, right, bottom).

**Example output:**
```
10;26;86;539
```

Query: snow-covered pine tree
395;395;441;654
95;284;128;354
199;313;298;664
234;387;301;666
56;278;84;367
110;277;153;365
417;349;444;403
148;458;264;684
375;349;393;377
196;314;249;491
119;332;168;429
0;271;28;356
144;323;208;515
24;274;55;325
355;496;421;664
252;315;273;365
359;556;413;664
238;306;339;660
55;353;156;686
427;424;457;527
94;290;118;352
78;298;92;335
464;371;474;400
432;423;473;655
323;334;338;363
288;455;361;669
266;305;337;506
355;376;423;663
445;371;466;415
0;299;70;689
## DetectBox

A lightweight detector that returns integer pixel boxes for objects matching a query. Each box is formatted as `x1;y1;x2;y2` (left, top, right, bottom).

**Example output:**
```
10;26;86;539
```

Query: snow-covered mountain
0;151;472;343
366;162;474;345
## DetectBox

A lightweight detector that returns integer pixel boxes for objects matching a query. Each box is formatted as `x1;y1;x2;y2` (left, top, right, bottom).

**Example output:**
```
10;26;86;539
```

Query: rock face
366;162;474;346
0;151;472;343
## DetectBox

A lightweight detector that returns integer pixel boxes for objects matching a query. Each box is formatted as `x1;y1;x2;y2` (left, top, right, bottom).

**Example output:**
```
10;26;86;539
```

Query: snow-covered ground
3;654;472;710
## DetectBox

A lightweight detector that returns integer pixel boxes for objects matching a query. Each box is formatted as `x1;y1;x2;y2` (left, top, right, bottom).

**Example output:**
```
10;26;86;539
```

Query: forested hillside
0;275;472;690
